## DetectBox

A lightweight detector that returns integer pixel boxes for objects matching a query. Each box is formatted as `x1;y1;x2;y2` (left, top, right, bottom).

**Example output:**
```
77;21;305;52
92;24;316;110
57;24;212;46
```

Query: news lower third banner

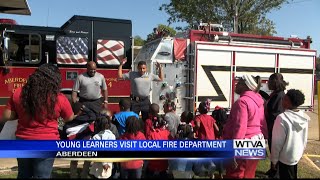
0;140;266;159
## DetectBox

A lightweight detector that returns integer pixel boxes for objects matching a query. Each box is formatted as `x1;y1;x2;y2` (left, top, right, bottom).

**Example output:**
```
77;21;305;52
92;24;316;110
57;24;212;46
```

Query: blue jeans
17;158;55;179
120;167;142;179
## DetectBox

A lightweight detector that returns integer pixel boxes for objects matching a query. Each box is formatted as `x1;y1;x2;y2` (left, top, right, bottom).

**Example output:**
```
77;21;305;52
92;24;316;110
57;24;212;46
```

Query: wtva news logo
233;139;266;159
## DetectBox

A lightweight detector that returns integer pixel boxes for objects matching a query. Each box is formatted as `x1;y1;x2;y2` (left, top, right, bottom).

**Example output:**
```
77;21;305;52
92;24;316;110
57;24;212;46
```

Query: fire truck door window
154;39;173;63
96;39;124;66
56;36;88;65
8;33;41;64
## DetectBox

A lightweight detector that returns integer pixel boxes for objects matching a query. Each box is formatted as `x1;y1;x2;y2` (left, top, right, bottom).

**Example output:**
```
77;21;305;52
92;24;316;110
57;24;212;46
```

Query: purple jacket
223;91;268;139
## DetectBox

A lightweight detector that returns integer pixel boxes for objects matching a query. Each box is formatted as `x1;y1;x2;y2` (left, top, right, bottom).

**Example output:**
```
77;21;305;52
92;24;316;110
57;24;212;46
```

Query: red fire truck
135;24;317;115
0;15;133;116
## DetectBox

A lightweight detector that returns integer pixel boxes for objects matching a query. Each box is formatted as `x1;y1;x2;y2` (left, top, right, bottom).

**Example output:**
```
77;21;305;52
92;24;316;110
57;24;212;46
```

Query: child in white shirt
89;115;116;179
271;89;310;179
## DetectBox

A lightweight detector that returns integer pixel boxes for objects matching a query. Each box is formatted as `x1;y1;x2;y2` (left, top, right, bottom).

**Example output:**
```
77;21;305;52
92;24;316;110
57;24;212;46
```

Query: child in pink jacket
223;74;268;179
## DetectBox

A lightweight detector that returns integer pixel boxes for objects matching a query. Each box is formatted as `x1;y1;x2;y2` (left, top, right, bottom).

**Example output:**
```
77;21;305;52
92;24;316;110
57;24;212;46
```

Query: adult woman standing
2;63;74;178
222;74;268;178
265;73;288;176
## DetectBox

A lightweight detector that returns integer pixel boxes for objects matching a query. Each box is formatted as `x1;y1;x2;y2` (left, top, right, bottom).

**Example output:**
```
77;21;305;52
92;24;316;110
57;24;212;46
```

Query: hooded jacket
271;110;309;165
223;91;268;139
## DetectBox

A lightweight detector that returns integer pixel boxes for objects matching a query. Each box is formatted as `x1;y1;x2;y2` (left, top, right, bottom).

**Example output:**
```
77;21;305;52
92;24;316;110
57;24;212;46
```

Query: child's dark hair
72;102;83;114
211;106;228;137
125;116;142;135
269;73;289;91
177;124;194;140
181;111;194;124
253;76;262;92
149;103;160;115
198;101;209;114
152;115;167;129
119;99;131;110
211;107;228;125
286;89;305;108
94;115;111;134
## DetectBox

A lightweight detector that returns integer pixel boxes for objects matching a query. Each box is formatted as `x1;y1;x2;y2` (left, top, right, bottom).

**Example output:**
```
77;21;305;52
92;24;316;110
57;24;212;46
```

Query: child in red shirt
177;111;195;139
146;115;171;178
194;101;219;140
120;116;146;179
144;103;160;139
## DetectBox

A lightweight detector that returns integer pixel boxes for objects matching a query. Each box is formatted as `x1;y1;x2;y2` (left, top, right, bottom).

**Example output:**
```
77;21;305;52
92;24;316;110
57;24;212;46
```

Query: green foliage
241;17;277;36
146;24;177;42
158;24;177;37
133;36;145;46
316;56;320;65
160;0;290;35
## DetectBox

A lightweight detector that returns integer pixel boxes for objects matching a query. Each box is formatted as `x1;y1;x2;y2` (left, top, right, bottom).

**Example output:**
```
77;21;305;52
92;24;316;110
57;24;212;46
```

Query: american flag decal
97;40;124;65
56;37;88;64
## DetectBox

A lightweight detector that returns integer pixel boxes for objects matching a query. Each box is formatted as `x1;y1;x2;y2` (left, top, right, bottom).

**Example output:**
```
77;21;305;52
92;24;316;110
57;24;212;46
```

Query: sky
1;0;319;55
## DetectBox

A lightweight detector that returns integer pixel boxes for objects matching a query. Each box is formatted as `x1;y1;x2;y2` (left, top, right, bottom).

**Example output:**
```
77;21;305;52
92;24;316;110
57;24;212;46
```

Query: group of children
60;97;229;179
61;79;309;179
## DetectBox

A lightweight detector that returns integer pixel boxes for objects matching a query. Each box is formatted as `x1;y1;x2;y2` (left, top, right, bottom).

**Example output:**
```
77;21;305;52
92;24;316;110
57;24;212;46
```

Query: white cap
243;74;258;91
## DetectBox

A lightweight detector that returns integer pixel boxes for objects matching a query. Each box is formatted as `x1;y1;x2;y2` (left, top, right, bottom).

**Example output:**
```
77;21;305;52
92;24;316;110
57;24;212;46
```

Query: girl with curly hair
2;63;74;178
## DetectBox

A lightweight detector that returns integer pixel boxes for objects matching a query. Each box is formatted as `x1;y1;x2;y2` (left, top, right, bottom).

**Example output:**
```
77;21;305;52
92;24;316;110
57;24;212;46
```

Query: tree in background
146;24;177;42
134;36;145;46
316;56;320;80
159;0;290;36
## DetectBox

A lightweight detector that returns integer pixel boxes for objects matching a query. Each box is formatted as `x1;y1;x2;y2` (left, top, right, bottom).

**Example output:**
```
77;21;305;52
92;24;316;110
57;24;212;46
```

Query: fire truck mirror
2;36;10;64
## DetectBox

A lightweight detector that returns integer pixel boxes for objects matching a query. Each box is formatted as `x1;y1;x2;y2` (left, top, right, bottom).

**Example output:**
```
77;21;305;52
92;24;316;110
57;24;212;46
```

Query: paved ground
306;95;319;141
303;95;320;171
1;97;320;173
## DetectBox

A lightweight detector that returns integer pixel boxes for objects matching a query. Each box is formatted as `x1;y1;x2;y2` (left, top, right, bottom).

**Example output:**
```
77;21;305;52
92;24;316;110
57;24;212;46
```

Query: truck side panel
195;42;316;111
234;51;276;102
195;44;232;109
279;54;314;108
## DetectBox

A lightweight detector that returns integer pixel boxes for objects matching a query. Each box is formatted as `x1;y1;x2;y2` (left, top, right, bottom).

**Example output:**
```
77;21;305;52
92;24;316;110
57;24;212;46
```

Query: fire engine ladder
183;43;195;112
211;32;309;49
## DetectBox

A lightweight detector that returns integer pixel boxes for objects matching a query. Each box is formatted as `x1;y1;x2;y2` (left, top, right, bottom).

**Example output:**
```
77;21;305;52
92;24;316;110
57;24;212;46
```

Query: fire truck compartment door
278;54;315;109
195;43;233;110
195;42;315;110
